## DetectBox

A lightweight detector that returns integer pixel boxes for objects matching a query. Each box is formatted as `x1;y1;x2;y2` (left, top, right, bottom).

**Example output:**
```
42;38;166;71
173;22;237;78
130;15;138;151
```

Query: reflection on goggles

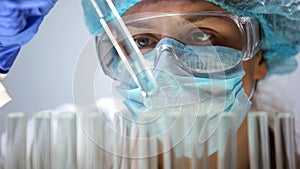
0;111;297;169
144;38;243;74
96;12;261;79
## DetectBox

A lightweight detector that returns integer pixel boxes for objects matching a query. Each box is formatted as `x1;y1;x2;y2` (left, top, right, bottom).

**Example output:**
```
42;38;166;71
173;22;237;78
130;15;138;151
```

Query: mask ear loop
243;18;261;100
248;81;256;100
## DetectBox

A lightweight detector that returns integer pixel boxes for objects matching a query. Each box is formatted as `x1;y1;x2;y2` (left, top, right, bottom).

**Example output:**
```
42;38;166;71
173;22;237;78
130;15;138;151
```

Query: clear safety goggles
96;11;262;78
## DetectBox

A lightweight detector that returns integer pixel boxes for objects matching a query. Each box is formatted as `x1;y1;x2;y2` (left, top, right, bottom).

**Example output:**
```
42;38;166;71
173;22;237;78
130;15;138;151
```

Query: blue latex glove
0;0;57;74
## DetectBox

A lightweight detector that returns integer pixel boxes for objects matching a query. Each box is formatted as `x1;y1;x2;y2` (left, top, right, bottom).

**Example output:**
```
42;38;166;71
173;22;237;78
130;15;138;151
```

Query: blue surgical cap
82;0;300;75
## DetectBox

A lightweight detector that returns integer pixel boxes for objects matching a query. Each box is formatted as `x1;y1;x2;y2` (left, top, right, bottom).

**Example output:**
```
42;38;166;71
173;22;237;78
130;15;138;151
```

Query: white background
1;0;112;115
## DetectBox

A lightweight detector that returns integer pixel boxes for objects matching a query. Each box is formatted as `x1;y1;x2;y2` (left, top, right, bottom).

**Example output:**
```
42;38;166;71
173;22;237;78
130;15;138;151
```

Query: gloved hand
0;0;57;74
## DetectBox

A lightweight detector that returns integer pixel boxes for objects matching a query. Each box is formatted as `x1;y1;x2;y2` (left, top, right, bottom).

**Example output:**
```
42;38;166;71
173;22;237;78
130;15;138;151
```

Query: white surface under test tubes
5;112;26;169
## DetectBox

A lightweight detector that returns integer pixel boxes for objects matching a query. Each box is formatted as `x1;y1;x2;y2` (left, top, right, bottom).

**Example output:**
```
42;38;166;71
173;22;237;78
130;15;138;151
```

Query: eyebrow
180;15;233;26
182;15;205;23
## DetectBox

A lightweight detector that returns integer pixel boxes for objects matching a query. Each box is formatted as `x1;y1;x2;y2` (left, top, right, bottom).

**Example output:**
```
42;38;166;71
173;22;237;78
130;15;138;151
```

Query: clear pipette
90;0;157;96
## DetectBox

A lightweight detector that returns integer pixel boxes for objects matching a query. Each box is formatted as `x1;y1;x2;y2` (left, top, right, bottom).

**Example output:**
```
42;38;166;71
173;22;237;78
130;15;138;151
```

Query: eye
187;30;213;45
192;32;211;42
135;37;155;48
133;34;158;53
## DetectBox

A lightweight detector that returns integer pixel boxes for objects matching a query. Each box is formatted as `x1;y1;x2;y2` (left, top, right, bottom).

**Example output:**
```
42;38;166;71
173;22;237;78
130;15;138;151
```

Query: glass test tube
148;116;160;169
161;113;210;169
164;115;187;169
274;113;296;169
5;112;26;169
173;116;185;169
113;115;124;169
248;112;270;169
136;115;159;169
198;115;209;169
218;114;237;169
148;132;159;169
31;112;51;169
130;124;150;169
51;112;76;169
189;114;208;169
77;112;104;169
120;119;129;169
161;115;175;169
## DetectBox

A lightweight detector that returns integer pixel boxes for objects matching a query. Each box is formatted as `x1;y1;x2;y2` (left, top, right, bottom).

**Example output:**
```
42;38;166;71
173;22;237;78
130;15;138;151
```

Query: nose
154;43;179;67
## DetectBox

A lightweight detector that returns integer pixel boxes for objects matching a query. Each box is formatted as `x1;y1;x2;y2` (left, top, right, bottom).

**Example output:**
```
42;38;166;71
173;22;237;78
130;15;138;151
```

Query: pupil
137;38;149;47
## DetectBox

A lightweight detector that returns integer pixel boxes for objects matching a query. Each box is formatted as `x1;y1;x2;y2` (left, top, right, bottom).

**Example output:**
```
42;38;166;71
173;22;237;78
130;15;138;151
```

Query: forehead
124;0;227;15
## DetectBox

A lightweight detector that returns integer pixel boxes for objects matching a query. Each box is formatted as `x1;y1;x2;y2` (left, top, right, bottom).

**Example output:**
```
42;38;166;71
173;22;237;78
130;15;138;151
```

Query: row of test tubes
0;111;298;169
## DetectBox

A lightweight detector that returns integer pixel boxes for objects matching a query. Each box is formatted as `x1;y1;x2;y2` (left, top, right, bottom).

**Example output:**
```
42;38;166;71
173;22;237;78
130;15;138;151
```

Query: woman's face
124;0;267;96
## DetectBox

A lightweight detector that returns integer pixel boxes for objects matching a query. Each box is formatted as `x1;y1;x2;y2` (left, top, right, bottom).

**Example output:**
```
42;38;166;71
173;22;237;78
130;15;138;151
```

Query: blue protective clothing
82;0;300;75
0;0;57;73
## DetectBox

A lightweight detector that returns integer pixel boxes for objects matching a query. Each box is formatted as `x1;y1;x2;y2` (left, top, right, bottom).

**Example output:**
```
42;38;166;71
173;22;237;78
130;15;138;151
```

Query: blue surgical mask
111;38;251;157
